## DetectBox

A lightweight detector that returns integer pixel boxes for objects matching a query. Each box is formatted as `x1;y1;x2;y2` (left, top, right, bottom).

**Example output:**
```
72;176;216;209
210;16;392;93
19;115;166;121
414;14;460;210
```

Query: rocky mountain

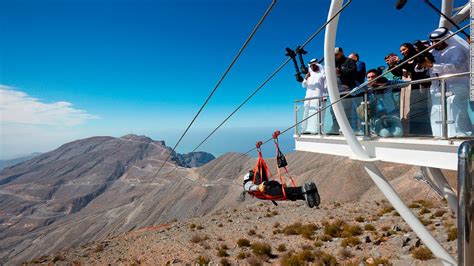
0;134;216;264
176;151;216;168
0;153;42;171
0;134;452;264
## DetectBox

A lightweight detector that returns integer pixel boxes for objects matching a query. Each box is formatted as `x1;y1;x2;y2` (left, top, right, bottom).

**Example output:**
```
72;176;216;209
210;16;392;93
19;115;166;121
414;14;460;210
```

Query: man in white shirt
301;59;327;134
420;27;471;137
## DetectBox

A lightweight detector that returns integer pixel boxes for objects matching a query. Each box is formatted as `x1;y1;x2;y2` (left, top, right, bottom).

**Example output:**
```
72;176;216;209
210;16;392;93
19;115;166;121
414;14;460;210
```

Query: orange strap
253;150;273;184
251;143;284;200
273;131;296;191
249;132;299;202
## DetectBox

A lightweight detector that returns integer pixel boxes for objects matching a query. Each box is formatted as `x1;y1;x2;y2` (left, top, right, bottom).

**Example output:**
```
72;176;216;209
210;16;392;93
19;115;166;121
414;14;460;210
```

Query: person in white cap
419;27;471;137
301;59;327;134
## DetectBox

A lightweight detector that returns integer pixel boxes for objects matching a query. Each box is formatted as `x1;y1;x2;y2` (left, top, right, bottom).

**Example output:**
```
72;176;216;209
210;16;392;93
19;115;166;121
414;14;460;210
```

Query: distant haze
147;126;295;158
0;152;42;170
1;126;294;160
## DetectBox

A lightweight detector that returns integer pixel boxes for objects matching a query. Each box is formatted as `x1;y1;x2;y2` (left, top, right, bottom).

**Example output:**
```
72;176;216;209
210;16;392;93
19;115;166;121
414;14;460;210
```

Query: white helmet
244;172;251;182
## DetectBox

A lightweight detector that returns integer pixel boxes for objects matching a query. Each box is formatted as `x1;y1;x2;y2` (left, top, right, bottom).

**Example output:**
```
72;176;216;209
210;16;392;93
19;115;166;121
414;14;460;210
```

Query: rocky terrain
0;134;456;264
28;199;457;265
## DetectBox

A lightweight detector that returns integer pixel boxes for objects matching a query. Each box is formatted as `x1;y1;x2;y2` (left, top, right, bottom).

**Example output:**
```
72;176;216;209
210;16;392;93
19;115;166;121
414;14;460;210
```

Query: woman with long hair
391;43;432;135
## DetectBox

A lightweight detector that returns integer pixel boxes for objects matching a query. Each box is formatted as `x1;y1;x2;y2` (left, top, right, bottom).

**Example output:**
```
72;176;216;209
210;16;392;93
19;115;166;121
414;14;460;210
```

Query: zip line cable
7;24;467;203
9;16;467;200
191;0;353;153
190;58;291;152
191;0;354;153
5;11;468;222
146;0;354;196
141;0;277;195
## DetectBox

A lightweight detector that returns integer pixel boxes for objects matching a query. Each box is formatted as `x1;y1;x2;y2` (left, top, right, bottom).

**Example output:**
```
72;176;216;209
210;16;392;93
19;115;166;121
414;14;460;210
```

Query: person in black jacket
328;47;359;134
390;43;431;135
348;53;366;85
335;47;357;91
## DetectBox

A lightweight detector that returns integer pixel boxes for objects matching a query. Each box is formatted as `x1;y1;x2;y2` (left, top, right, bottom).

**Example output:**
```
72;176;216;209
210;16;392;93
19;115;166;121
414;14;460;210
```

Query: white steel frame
324;0;457;264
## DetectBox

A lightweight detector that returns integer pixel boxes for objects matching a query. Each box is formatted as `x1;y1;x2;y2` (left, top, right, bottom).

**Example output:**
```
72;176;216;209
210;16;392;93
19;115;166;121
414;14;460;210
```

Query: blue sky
0;0;468;159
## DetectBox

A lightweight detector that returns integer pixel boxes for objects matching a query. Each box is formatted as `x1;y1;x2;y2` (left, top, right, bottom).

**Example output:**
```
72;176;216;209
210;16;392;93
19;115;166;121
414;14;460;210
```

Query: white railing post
294;103;299;136
441;79;449;139
363;92;370;137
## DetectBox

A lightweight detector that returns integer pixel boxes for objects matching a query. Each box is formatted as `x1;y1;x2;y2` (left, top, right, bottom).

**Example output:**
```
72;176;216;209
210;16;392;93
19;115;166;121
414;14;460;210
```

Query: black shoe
309;182;321;207
302;183;315;208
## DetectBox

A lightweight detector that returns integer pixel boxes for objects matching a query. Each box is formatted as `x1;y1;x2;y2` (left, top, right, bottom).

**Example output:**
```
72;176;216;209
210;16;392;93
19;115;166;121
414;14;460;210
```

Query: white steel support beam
440;0;454;28
422;167;458;215
451;2;470;25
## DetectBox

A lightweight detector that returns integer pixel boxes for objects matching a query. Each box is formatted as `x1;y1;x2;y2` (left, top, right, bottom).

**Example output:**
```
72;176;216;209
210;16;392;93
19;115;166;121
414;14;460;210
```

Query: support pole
324;1;456;264
457;141;474;266
422;167;458;216
451;3;470;25
324;0;369;160
439;0;454;28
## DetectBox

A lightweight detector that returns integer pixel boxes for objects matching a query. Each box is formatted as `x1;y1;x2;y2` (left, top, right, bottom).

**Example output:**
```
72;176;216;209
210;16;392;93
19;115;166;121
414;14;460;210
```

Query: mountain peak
120;134;154;143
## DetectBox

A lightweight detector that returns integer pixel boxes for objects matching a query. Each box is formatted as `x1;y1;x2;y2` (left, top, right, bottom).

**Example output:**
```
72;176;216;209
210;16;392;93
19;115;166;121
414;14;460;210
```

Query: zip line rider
242;131;321;208
243;170;320;208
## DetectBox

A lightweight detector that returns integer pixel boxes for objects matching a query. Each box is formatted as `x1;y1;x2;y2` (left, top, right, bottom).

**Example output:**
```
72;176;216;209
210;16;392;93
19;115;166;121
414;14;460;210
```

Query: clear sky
0;0;468;159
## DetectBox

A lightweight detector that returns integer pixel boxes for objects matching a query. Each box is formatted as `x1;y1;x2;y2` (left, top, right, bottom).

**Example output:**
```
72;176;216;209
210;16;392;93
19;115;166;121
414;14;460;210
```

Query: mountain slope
0;134;217;263
0;135;448;264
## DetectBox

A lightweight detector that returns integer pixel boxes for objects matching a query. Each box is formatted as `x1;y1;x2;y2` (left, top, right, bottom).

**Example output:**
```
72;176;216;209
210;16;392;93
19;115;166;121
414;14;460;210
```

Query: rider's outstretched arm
244;181;259;192
244;181;265;192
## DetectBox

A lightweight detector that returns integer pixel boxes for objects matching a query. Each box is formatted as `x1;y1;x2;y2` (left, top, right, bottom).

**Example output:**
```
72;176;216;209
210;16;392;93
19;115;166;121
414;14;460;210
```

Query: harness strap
249;135;299;202
276;165;287;199
272;131;292;199
251;141;283;200
282;166;297;187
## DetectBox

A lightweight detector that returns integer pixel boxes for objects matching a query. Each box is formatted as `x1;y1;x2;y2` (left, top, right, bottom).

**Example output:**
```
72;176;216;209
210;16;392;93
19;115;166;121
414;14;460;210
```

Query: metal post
471;2;474;103
441;79;448;139
294;103;299;136
457;141;474;266
318;98;323;135
363;92;370;137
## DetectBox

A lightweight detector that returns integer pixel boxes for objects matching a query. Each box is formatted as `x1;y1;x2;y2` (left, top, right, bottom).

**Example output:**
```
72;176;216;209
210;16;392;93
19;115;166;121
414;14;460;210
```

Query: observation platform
293;72;472;171
294;134;465;170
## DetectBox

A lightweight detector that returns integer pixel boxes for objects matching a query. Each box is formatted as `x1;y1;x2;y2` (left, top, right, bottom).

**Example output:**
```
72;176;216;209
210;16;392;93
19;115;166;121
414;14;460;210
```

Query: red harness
248;131;297;201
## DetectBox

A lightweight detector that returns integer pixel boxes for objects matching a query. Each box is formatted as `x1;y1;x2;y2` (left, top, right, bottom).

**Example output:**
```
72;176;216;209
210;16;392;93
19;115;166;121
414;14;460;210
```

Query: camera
413;40;435;65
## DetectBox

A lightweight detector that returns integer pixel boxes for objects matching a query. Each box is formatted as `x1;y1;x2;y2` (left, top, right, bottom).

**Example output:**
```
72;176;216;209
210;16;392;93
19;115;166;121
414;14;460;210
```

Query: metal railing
294;72;470;140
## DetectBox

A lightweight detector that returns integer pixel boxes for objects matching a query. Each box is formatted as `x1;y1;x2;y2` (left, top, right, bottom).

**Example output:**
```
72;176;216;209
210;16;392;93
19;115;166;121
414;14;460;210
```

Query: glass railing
294;72;471;140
